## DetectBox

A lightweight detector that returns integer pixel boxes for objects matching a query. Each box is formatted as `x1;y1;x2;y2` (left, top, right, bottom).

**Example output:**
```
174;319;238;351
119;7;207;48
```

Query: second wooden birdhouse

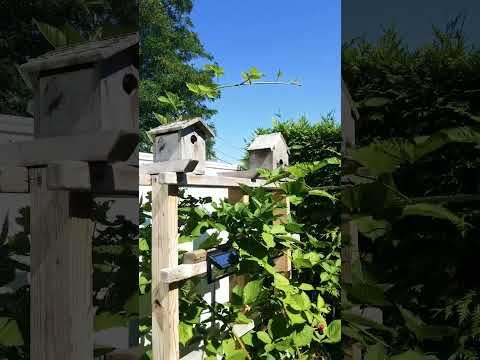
248;133;289;170
149;118;214;174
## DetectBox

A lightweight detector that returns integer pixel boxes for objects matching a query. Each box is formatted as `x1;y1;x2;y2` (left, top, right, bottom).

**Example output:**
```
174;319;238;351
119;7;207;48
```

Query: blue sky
190;1;341;164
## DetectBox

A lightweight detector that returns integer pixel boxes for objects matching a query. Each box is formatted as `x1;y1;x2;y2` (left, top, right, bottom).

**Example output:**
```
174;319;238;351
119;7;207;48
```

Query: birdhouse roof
21;33;138;75
149;118;214;138
248;133;288;151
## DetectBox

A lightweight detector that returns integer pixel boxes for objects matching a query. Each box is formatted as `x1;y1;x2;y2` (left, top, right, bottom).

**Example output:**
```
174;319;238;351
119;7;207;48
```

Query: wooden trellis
140;121;292;360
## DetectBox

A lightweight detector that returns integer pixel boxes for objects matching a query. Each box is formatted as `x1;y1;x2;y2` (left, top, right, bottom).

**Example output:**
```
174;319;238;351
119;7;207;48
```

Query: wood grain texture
30;168;94;360
138;171;280;189
151;181;179;360
0;166;29;193
0;130;138;166
159;262;207;284
228;188;249;295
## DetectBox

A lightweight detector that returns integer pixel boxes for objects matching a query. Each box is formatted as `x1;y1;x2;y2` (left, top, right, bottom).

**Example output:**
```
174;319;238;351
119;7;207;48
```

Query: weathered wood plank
46;162;138;194
47;161;91;191
30;168;94;360
142;159;198;174
216;170;257;179
0;130;137;166
183;249;207;264
228;188;249;295
139;171;279;189
159;262;207;284
151;182;179;360
0;166;29;193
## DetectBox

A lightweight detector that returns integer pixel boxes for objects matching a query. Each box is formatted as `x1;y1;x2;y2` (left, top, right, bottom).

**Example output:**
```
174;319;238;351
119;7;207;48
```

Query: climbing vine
139;157;342;359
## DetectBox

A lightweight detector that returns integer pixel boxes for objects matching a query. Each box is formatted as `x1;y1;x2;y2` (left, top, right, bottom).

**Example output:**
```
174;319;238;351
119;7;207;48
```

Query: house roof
148;118;214;138
21;33;138;75
248;133;288;151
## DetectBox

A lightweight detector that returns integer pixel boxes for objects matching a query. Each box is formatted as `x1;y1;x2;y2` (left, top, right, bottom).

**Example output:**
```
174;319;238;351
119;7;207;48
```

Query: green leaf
243;279;263;304
256;331;272;344
262;232;275;248
94;312;127;331
292;325;314;347
271;224;286;234
324;320;341;343
402;203;466;228
363;97;390;107
308;189;336;202
139;238;149;251
179;321;193;346
285;292;311;311
365;344;386;360
204;64;225;77
33;19;67;48
0;318;23;346
273;273;291;293
353;217;390;241
299;283;315;291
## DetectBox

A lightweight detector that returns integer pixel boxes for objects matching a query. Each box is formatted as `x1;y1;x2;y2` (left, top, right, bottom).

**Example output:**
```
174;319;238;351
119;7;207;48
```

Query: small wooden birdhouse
248;133;289;170
21;33;139;138
149;118;214;174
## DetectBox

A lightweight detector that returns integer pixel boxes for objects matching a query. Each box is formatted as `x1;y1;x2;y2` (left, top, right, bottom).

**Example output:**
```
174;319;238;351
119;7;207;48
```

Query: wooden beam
30;168;94;360
183;249;207;264
151;181;179;360
0;166;29;193
228;188;249;294
159;262;207;284
142;160;198;174
0;130;138;166
216;170;257;179
139;171;279;189
46;162;138;195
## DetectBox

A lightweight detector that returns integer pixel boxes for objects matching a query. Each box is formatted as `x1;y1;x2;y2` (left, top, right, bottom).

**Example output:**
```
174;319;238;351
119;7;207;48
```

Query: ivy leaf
179;321;194;346
243;279;263;304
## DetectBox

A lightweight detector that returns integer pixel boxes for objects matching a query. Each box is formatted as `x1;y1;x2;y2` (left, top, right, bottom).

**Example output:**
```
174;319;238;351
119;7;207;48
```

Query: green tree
139;0;218;150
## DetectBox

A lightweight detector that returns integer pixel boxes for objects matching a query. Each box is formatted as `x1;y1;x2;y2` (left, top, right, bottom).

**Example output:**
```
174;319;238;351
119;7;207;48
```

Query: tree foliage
342;19;480;358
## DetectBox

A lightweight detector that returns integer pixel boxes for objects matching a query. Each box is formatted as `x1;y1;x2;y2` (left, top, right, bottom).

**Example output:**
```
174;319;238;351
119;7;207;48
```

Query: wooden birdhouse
149;118;214;174
248;133;289;170
20;33;139;138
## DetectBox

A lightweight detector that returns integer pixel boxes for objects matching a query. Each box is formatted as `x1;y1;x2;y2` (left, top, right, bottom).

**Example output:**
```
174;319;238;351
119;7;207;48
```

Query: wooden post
151;178;179;360
273;192;292;276
342;80;362;360
228;188;249;293
30;168;94;360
